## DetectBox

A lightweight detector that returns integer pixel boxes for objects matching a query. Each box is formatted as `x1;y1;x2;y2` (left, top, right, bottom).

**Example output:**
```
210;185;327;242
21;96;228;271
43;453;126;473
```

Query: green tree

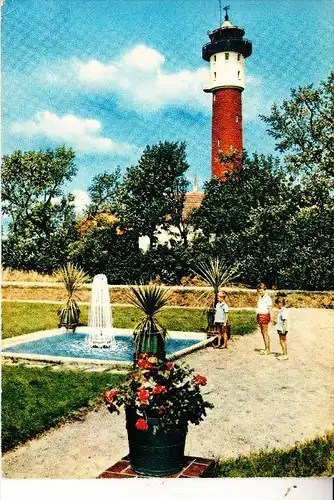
87;167;121;216
2;146;77;231
69;224;143;284
256;72;334;288
261;72;334;203
278;204;334;290
117;141;190;249
193;153;292;236
2;146;78;272
191;153;300;287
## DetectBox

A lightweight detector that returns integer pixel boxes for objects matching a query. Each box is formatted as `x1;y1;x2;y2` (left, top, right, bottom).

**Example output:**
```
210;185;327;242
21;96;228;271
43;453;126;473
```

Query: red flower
152;385;167;395
138;389;150;402
193;374;207;386
135;418;148;431
166;362;174;370
137;359;153;369
104;389;118;403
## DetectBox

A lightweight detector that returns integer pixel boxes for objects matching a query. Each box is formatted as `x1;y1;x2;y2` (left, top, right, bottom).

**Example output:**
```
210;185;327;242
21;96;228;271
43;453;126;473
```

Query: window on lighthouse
225;53;229;60
238;70;241;79
237;53;241;61
213;55;216;62
213;72;216;80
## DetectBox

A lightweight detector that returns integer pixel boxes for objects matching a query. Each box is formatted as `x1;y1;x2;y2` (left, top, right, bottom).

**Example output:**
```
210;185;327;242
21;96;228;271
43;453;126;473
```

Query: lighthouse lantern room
202;6;252;178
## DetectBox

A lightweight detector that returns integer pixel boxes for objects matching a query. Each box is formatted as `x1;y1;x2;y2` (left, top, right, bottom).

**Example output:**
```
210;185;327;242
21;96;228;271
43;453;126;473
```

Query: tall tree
2;146;78;272
191;153;301;286
117;141;190;249
261;72;334;203
87;167;121;216
2;146;77;232
192;153;292;237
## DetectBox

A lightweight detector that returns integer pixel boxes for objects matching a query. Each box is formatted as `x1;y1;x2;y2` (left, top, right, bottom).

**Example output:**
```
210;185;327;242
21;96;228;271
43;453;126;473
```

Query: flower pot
58;307;79;331
134;332;166;364
126;408;187;477
206;309;215;333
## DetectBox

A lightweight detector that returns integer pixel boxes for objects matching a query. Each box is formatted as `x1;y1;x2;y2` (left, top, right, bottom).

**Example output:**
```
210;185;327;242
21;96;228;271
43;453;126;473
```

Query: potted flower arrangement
126;284;170;363
103;354;213;476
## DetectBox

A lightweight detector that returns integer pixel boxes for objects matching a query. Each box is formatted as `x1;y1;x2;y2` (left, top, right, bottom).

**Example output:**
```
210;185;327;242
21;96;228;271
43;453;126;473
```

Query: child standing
274;297;289;360
214;291;229;349
256;283;273;355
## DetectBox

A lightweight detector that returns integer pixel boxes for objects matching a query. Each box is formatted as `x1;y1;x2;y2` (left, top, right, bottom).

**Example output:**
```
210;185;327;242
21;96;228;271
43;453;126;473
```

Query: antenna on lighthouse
218;0;222;25
224;4;230;21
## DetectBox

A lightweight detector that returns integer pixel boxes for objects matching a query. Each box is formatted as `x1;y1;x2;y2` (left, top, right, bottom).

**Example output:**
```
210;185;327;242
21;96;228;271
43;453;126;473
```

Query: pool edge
2;329;211;368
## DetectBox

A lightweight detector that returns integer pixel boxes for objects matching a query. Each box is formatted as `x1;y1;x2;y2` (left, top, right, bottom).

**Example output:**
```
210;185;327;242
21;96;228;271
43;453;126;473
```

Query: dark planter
206;309;215;333
126;408;187;476
134;331;166;364
58;306;80;332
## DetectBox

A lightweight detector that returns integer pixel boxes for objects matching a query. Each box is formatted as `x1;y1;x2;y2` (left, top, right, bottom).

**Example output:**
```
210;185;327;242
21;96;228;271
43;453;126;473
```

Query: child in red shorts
256;283;273;355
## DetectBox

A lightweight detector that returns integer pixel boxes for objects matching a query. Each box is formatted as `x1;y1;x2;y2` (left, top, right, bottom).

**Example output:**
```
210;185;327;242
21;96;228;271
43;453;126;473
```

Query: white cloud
128;67;210;111
122;44;165;71
76;59;118;84
10;111;139;156
45;44;211;112
71;189;90;215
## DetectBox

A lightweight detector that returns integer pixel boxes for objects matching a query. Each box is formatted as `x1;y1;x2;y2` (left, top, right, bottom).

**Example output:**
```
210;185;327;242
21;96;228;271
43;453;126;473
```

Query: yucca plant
192;257;239;332
126;285;170;363
53;263;90;331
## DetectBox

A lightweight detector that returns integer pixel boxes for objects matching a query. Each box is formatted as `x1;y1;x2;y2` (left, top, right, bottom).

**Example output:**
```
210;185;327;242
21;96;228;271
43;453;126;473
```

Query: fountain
3;273;207;364
87;274;114;348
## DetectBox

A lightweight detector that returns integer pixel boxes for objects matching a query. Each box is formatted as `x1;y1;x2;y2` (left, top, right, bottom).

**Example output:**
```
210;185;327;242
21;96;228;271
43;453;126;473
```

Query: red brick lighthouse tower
202;7;252;179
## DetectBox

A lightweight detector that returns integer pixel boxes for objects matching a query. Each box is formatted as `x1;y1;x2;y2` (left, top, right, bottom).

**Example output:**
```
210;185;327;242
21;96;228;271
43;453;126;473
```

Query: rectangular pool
3;332;202;363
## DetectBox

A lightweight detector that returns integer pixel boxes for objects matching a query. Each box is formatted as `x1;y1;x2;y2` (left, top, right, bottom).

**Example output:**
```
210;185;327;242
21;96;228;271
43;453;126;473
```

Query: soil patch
3;283;333;308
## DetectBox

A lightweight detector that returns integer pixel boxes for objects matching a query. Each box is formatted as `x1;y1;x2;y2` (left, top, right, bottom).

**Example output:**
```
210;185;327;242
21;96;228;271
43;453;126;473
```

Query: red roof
183;191;204;218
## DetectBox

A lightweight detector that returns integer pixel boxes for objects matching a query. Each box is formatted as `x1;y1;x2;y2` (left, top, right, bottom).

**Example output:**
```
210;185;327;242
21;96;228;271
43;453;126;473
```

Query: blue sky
2;0;333;212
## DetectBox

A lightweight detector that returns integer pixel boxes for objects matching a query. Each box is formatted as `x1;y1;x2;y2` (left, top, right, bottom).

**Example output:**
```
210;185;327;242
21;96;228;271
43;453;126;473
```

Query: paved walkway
2;309;334;478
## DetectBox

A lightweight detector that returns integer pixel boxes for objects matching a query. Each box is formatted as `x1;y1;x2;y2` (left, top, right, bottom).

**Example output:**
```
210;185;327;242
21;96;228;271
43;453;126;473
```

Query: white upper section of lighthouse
203;50;245;92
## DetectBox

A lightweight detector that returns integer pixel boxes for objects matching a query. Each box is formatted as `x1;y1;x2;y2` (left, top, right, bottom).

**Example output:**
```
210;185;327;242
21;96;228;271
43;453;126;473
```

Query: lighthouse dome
221;19;235;29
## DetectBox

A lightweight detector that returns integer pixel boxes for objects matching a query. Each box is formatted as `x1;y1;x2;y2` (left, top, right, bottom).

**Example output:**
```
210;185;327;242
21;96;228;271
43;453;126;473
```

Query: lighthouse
202;7;252;179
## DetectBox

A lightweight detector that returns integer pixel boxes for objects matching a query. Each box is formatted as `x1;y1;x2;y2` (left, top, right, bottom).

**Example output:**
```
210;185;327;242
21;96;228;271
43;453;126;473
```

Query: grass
203;431;334;477
1;364;125;452
2;301;257;339
2;302;67;339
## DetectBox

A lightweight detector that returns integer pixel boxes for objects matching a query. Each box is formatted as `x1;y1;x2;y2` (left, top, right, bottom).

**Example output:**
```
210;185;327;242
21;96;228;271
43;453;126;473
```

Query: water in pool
4;333;200;362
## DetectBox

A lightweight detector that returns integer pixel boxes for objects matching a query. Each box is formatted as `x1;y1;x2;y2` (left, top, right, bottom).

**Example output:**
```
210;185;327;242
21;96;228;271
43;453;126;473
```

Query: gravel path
2;308;334;478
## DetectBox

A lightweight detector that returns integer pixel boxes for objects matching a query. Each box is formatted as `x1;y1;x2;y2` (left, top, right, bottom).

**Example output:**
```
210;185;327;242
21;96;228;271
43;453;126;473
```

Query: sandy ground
2;308;334;479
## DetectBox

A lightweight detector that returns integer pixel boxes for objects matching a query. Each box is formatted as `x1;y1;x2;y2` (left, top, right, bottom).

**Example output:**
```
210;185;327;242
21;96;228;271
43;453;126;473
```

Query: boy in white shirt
274;297;289;360
214;291;229;349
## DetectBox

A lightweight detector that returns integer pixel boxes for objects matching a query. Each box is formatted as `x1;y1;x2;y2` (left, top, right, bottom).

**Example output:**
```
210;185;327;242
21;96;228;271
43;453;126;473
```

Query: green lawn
1;364;124;452
203;431;334;477
2;301;256;339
